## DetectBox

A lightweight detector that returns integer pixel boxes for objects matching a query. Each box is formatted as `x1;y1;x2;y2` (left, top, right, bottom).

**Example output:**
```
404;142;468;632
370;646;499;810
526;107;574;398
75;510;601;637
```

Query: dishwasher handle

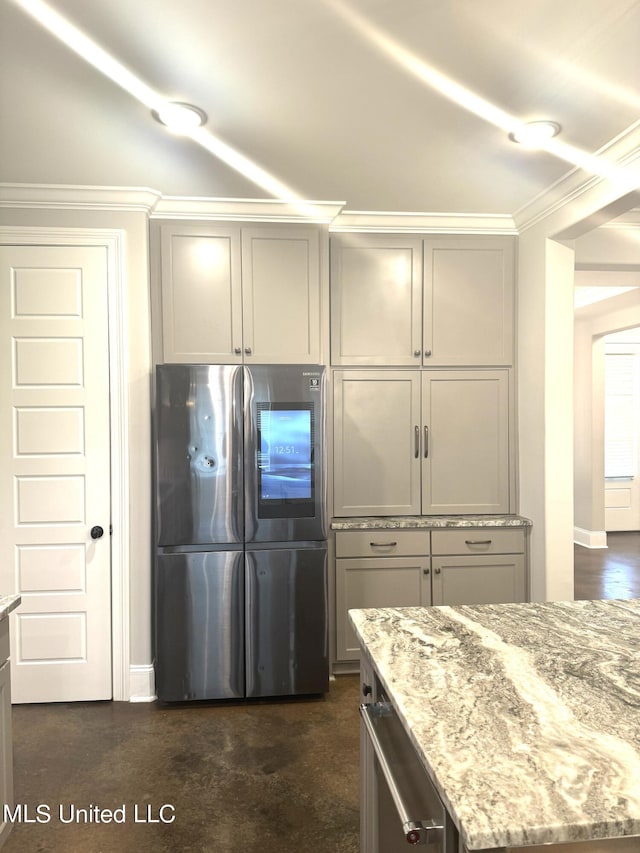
360;703;444;845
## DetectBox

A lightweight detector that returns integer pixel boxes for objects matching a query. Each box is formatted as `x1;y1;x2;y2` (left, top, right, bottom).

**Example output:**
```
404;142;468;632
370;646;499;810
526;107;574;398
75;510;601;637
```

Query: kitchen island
0;595;20;849
350;600;640;852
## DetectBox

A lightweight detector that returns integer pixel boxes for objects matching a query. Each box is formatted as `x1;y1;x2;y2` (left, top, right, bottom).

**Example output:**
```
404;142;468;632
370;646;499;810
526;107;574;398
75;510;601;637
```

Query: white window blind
604;352;637;478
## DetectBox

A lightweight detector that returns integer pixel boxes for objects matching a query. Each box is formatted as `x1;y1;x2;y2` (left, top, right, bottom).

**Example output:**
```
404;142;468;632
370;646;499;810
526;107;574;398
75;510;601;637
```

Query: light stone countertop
331;514;531;530
350;600;640;850
0;595;20;621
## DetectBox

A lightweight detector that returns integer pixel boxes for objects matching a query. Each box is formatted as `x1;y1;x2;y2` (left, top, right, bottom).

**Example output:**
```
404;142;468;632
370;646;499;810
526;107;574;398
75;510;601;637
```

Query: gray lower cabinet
335;531;430;661
431;555;526;605
335;527;527;664
0;620;13;848
333;369;511;517
431;529;526;606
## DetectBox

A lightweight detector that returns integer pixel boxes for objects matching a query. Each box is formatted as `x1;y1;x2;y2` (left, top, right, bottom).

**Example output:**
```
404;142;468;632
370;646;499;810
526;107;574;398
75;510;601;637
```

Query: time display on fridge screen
257;406;313;502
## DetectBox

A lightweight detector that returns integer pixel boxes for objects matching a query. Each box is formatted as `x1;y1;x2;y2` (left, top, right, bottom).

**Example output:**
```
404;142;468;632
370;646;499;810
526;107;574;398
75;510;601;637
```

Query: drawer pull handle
465;539;492;545
414;425;420;458
370;541;397;548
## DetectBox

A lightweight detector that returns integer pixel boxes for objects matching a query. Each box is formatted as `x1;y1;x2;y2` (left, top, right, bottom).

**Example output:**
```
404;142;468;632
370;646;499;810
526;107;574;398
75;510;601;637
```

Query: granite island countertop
332;514;532;530
350;600;640;850
0;595;20;621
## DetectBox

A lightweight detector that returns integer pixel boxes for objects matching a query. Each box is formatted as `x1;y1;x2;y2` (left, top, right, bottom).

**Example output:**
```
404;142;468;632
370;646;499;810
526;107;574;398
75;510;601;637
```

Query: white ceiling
1;0;639;217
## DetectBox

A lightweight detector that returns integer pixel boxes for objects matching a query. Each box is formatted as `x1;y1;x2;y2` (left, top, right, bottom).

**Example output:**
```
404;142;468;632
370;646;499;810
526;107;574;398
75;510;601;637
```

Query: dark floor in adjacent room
6;533;639;853
574;530;640;600
5;675;361;853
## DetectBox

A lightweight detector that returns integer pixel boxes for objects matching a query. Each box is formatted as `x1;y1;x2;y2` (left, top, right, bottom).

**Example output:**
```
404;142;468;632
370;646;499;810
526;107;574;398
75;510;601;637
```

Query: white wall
517;181;640;602
573;222;640;544
518;232;576;601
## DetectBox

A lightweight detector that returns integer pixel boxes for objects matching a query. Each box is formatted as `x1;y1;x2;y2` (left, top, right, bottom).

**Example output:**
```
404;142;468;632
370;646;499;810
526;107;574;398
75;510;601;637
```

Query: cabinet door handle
424;349;432;358
434;567;441;574
234;347;242;355
414;425;420;458
370;541;397;548
423;568;430;575
244;347;252;355
413;349;421;358
424;425;429;458
465;539;492;545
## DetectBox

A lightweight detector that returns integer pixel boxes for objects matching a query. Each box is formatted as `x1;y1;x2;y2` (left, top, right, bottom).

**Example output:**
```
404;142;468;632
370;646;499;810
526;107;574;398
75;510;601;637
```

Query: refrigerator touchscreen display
257;403;314;516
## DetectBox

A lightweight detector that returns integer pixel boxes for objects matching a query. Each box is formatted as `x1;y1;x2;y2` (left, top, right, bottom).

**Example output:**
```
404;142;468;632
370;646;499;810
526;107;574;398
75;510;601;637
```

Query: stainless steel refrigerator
154;363;329;702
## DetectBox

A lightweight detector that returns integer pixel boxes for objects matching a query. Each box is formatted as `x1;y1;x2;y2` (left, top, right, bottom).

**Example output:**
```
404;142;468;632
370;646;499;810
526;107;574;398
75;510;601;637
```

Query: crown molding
329;210;518;234
150;196;346;223
513;122;640;234
0;184;345;223
600;208;640;229
0;183;162;212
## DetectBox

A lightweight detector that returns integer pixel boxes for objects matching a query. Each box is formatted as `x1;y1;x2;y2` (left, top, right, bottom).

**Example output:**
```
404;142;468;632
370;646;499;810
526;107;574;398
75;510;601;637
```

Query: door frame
0;225;130;701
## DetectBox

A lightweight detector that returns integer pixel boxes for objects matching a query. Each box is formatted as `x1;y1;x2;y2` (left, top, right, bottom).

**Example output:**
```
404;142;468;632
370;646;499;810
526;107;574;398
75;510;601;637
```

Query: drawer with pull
335;530;430;558
431;528;524;556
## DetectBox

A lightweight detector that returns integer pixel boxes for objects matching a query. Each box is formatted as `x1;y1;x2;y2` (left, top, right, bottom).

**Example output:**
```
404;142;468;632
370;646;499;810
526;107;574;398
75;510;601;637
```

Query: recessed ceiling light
509;121;561;148
152;102;207;134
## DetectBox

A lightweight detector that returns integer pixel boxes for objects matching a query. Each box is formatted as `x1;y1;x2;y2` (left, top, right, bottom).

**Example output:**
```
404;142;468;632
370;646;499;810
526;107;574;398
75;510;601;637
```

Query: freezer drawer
155;551;244;701
245;546;329;698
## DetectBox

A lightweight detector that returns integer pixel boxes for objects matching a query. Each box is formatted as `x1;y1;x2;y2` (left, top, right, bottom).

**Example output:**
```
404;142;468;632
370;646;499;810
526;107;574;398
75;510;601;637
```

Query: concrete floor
4;675;361;853
5;534;638;853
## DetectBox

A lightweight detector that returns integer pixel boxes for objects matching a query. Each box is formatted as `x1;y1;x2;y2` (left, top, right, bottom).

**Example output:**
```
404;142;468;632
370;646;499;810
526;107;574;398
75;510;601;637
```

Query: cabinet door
423;236;514;366
336;557;430;660
431;555;526;605
241;226;321;363
160;223;243;363
422;370;510;514
333;371;421;516
330;236;422;366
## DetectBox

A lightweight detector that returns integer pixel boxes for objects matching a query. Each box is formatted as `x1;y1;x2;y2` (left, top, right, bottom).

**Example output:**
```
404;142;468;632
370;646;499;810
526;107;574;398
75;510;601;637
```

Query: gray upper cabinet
240;226;321;363
423;236;514;366
330;237;423;366
158;223;321;364
160;222;242;363
330;234;514;367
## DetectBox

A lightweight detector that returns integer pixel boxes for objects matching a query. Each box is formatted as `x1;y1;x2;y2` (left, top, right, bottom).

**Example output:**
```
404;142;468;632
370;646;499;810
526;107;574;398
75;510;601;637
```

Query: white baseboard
128;664;156;703
574;527;608;549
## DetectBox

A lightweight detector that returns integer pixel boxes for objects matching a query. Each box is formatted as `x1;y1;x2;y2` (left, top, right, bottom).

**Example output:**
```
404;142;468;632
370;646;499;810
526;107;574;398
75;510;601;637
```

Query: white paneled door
0;245;112;702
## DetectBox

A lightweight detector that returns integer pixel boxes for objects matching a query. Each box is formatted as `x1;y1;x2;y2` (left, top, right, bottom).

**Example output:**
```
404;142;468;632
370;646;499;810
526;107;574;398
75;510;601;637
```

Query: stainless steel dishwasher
359;669;458;852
